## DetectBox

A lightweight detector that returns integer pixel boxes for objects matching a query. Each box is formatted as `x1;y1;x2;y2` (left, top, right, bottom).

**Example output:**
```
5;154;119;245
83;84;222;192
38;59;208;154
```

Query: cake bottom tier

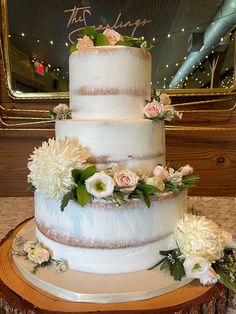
35;190;187;274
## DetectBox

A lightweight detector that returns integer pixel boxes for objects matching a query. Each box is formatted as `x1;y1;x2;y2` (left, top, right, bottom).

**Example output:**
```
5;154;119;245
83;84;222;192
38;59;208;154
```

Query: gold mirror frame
1;0;236;101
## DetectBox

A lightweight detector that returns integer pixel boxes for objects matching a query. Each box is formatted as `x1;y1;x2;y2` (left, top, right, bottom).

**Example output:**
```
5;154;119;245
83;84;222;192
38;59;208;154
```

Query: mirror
1;0;235;100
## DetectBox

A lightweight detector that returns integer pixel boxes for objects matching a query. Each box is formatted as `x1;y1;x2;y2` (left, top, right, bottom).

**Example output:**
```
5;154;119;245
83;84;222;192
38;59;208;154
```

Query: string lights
8;9;236;89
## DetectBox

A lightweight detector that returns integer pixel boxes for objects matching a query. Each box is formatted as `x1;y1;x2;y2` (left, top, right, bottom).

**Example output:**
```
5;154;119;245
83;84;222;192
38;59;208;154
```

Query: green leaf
60;191;74;211
169;258;185;281
82;26;97;38
115;40;132;47
182;175;199;188
214;264;236;293
94;33;109;46
27;182;36;192
160;249;175;256
70;41;78;53
81;166;97;182
72;169;82;183
135;189;151;208
76;183;91;207
137;183;159;195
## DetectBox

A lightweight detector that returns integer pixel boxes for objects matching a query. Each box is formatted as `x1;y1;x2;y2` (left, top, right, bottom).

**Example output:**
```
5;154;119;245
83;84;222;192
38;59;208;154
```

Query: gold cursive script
64;5;152;43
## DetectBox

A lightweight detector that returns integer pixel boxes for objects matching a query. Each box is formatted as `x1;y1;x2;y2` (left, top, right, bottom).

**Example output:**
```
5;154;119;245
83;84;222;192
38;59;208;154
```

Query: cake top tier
69;28;152;120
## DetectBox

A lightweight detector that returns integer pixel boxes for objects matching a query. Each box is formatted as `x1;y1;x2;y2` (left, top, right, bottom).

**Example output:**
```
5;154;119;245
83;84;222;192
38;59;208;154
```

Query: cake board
0;219;230;313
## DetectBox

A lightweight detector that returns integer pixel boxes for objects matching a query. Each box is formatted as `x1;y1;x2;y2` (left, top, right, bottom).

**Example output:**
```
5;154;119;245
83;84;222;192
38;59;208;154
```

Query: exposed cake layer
69;46;151;119
35;190;187;274
56;119;165;175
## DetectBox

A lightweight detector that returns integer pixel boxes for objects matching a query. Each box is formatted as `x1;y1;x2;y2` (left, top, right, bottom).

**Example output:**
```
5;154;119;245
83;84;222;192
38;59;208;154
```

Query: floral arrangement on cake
12;236;67;274
28;138;198;210
155;214;236;293
70;26;154;53
144;90;182;122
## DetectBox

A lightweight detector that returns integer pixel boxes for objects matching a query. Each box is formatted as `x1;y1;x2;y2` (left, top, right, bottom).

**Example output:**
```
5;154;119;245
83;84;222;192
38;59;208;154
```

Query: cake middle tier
56;119;165;175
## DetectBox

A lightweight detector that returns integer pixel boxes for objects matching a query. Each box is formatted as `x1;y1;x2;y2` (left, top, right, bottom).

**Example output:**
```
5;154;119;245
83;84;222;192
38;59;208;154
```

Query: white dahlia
28;138;89;199
175;214;225;262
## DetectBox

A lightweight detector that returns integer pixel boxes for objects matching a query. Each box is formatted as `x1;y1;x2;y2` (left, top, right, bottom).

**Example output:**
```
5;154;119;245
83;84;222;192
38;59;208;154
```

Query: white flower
55;259;68;273
183;256;211;278
159;93;171;106
114;169;139;193
162;104;182;121
145;176;165;192
153;165;169;181
85;172;115;198
199;268;219;285
28;138;89;200
52;104;71;120
23;241;36;253
180;164;193;176
168;168;182;186
28;247;50;264
175;214;225;262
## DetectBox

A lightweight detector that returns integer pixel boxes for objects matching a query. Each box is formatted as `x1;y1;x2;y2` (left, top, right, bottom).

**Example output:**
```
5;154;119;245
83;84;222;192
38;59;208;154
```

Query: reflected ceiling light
65;42;69;46
50;40;54;45
8;34;11;38
48;64;51;68
164;77;166;81
21;33;25;37
166;64;168;68
184;56;187;60
37;39;40;43
182;28;185;32
167;34;171;38
152;37;156;41
176;62;179;66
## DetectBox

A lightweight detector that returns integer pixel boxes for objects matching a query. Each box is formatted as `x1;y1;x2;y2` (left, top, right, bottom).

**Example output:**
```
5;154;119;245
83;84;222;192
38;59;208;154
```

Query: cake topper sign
64;5;152;43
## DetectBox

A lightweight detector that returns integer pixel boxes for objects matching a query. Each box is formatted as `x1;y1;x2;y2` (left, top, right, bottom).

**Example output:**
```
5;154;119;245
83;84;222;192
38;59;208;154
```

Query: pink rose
114;169;139;192
76;35;94;51
180;165;193;176
143;101;164;119
159;93;171;106
153;165;169;181
34;248;50;264
103;29;123;45
28;247;50;264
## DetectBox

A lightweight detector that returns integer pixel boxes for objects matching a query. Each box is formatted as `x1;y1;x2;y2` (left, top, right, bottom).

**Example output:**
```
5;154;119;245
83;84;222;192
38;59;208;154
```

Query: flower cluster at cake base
144;90;182;122
70;26;154;52
155;214;236;293
12;236;68;274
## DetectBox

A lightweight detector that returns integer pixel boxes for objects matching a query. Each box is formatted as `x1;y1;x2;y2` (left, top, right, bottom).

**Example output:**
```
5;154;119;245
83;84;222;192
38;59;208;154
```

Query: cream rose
180;164;193;176
143;101;164;119
76;35;94;51
159;93;171;106
23;241;36;253
114;169;139;192
145;176;165;192
28;247;50;264
85;172;115;198
168;168;182;186
199;268;219;285
153;165;169;181
183;256;211;279
103;29;123;45
221;230;236;248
